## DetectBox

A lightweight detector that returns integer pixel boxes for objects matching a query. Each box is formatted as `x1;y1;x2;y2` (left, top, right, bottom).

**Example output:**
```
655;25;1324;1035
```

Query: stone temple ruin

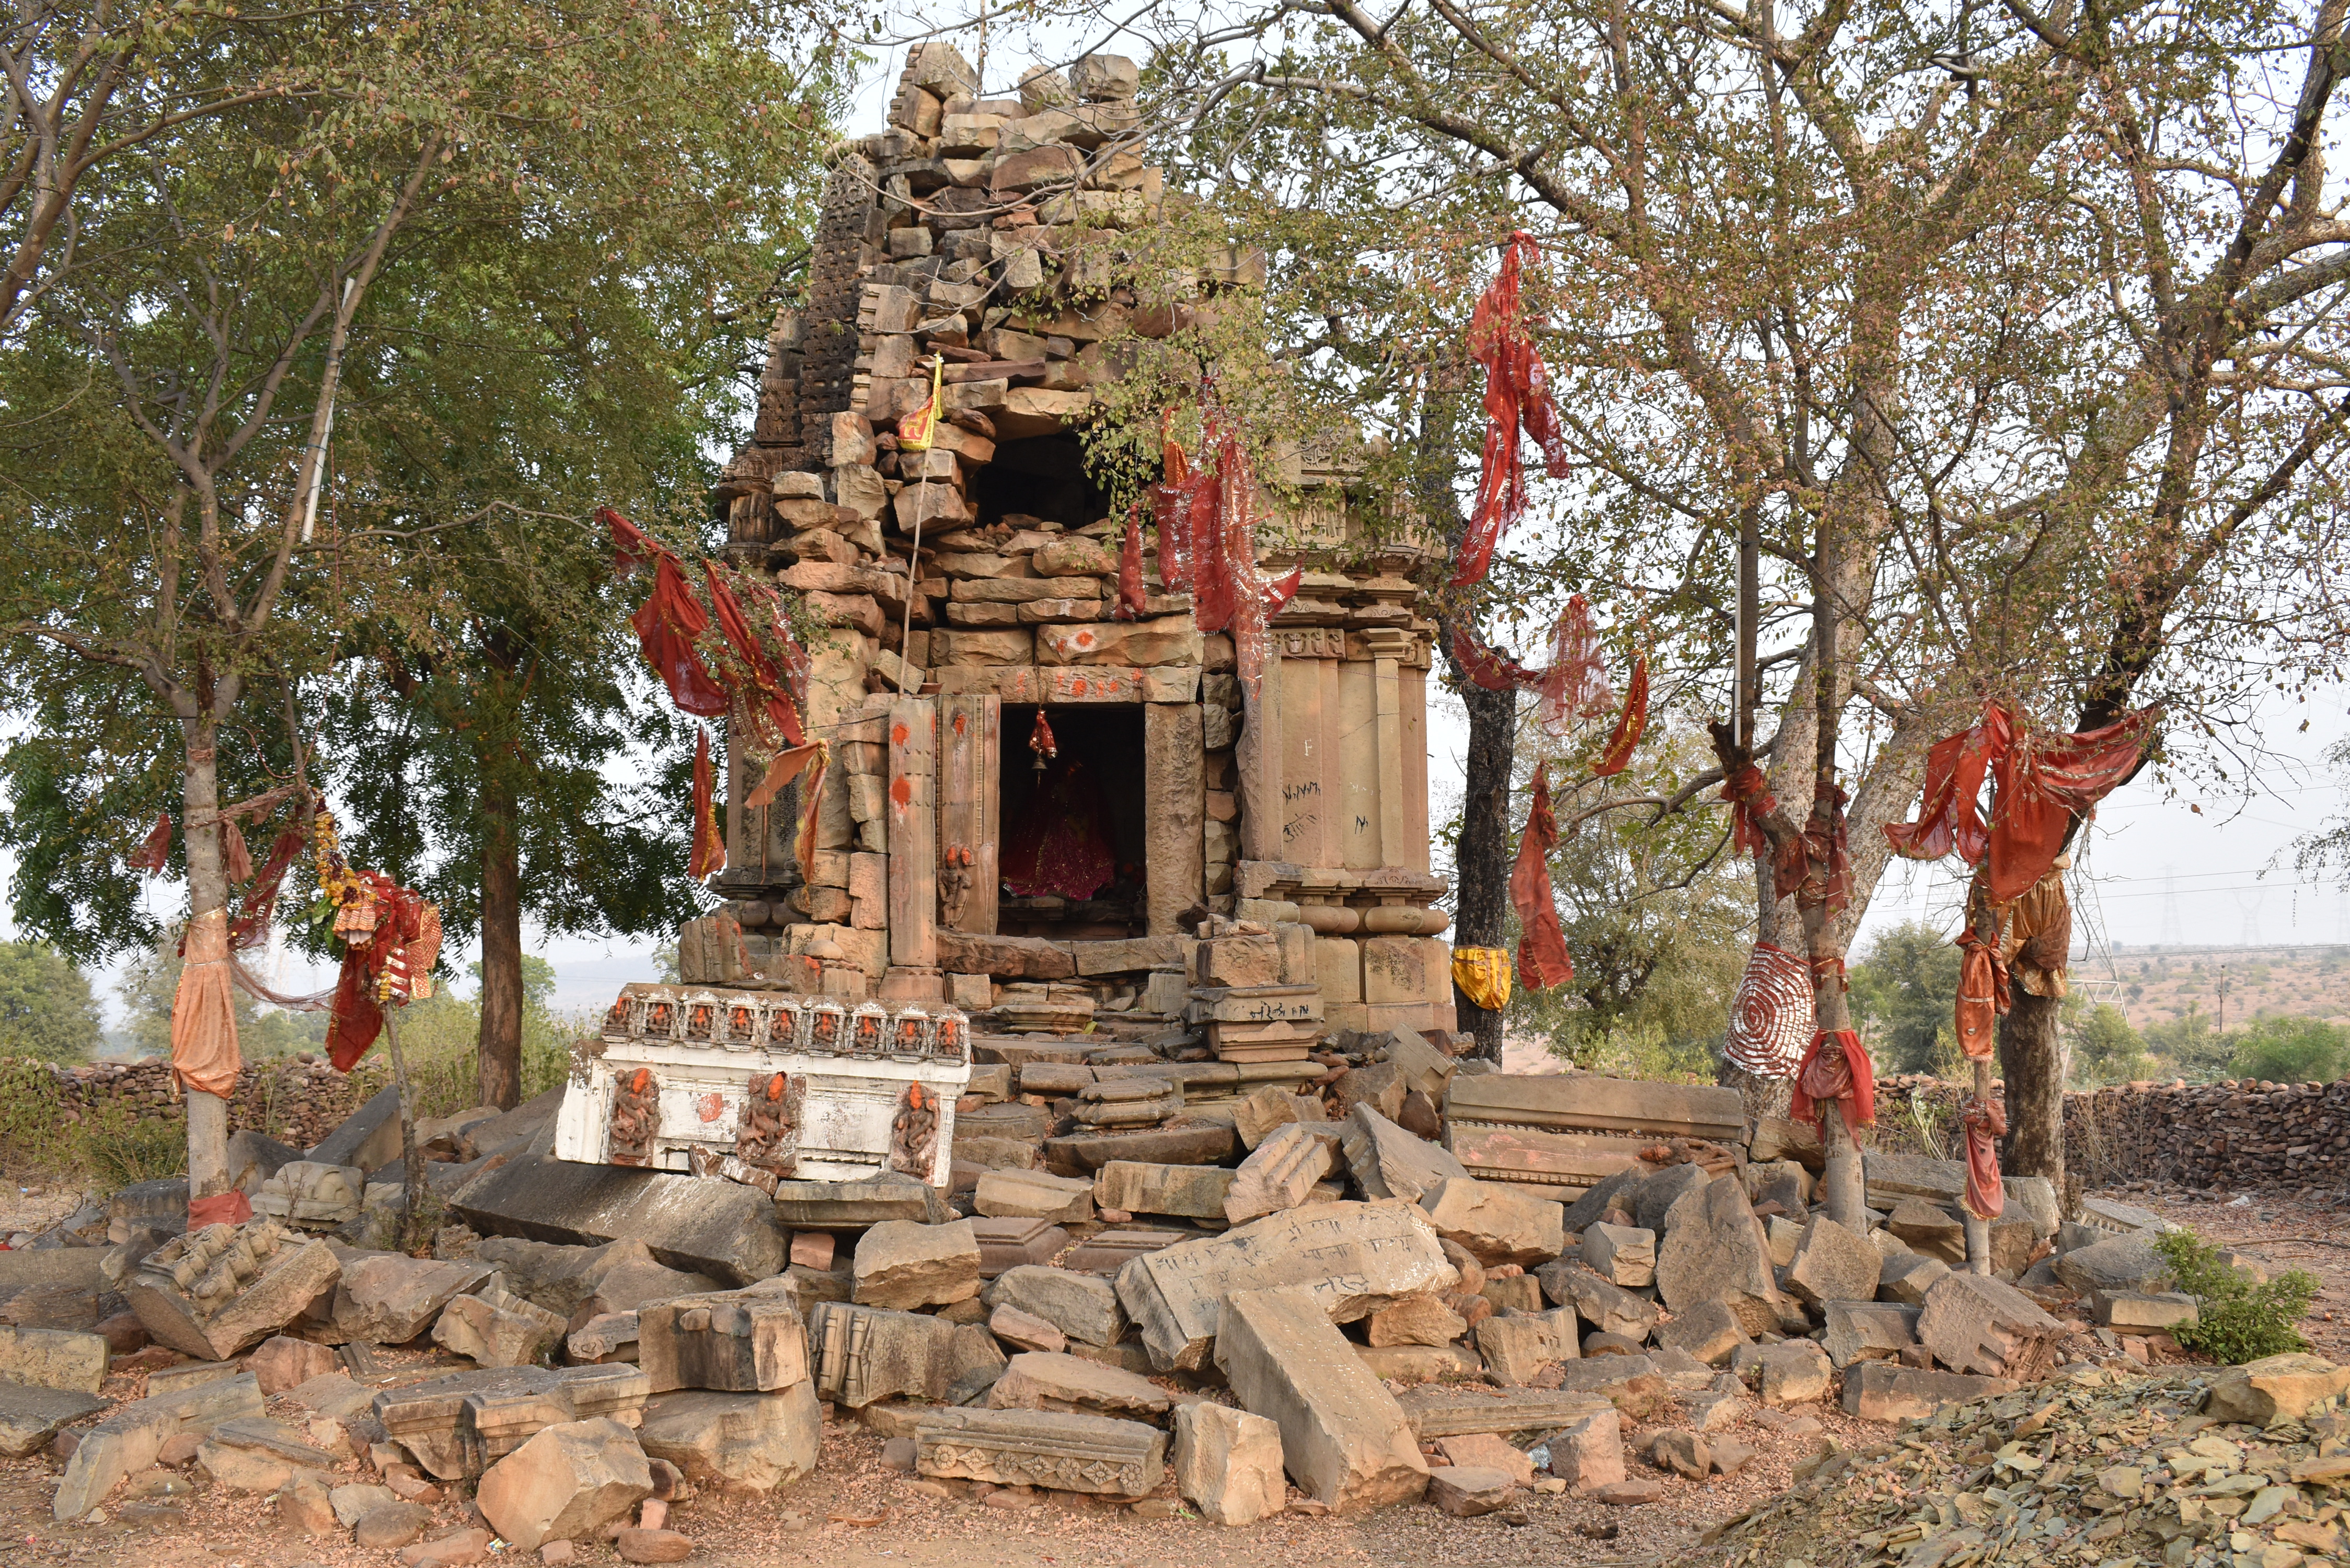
2;40;2328;1557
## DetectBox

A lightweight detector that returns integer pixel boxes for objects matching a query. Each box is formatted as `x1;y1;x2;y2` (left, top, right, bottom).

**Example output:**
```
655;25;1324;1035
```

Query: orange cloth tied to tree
1954;930;2007;1060
1450;230;1571;589
1960;1095;2008;1220
1452;947;1513;1011
1789;1028;1875;1138
1509;762;1575;990
169;907;241;1099
1592;654;1648;777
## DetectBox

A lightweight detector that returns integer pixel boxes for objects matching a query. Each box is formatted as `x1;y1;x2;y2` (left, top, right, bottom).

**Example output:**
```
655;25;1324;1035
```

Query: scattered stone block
1365;1295;1466;1347
194;1415;340;1492
1392;1386;1612;1437
354;1501;435;1548
1653;1178;1782;1335
915;1405;1166;1496
1481;1274;1543;1312
2053;1235;2173;1297
788;1233;835;1271
637;1285;808;1394
614;1527;693;1564
475;1416;653;1553
568;1311;639;1365
636;1383;820;1491
330;1482;399;1528
805;1301;955;1407
1173;1401;1285;1525
987;1351;1169;1421
334;1255;494;1344
1428;1464;1517;1515
1538;1261;1662;1342
250;1161;364;1229
2205;1353;2350;1428
1092;1162;1232;1220
1214;1285;1428;1511
280;1469;339;1537
970;1218;1070;1278
1232;1085;1323;1151
990;1304;1065;1353
246;1334;339;1394
0;1385;105;1458
372;1364;652;1480
1652;1298;1747;1367
1591;1477;1665;1504
853;1220;982;1311
53;1371;263;1518
1631;1163;1711;1234
1435;1431;1534;1485
1915;1271;2066;1380
1582;1224;1655;1287
1886;1197;1969;1264
1357;1344;1481;1381
0;1324;107;1396
434;1286;567;1368
1339;1106;1467;1203
1419;1177;1565;1267
985;1266;1126;1347
1756;1340;1833;1405
1785;1216;1880;1306
1116;1200;1456;1372
1223;1124;1337;1225
1548;1406;1626;1491
1475;1307;1580;1386
1648;1429;1708;1479
125;1221;341;1361
477;1238;717;1328
975;1170;1096;1225
1841;1363;2015;1422
1878;1253;1949;1307
453;1152;789;1285
2092;1290;2199;1334
1823;1300;1921;1367
1710;1437;1757;1476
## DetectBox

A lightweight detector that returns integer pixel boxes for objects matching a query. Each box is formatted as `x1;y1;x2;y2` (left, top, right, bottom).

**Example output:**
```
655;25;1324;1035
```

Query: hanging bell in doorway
1028;710;1057;773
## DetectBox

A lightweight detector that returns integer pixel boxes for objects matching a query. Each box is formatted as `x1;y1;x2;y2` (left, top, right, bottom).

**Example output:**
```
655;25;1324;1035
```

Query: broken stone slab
942;1320;1008;1397
1582;1224;1655;1287
1428;1464;1518;1516
1419;1177;1565;1267
1093;1162;1232;1220
1215;1285;1427;1511
1173;1401;1285;1525
1223;1123;1338;1225
1764;1215;1803;1267
2205;1353;2350;1427
1046;1124;1239;1173
1064;1227;1191;1275
637;1285;808;1394
311;1083;408;1172
985;1265;1126;1347
1364;1295;1466;1347
568;1311;639;1365
2053;1234;2173;1297
246;1333;339;1394
1548;1405;1627;1491
1652;1298;1748;1367
333;1254;494;1344
0;1324;107;1395
1886;1197;1968;1264
1390;1385;1612;1437
805;1300;956;1407
1878;1253;1950;1307
475;1237;718;1327
1745;1159;1812;1217
53;1371;263;1518
987;1351;1169;1422
1862;1152;1967;1210
1653;1177;1783;1336
970;1218;1070;1278
975;1170;1096;1226
1475;1307;1581;1386
1443;1074;1744;1139
194;1415;342;1493
1434;1431;1534;1485
770;1176;947;1231
1823;1300;1921;1367
1115;1199;1457;1371
1630;1163;1711;1235
1841;1363;2015;1423
990;1304;1065;1353
475;1416;653;1553
916;1405;1167;1496
433;1286;567;1368
1231;1085;1323;1151
452;1152;789;1285
1785;1216;1881;1306
2092;1290;2199;1333
373;1364;653;1480
853;1220;981;1311
636;1383;820;1491
126;1220;342;1362
1357;1344;1481;1382
0;1385;105;1458
1341;1105;1467;1203
1915;1271;2067;1380
1537;1260;1663;1342
1755;1339;1833;1405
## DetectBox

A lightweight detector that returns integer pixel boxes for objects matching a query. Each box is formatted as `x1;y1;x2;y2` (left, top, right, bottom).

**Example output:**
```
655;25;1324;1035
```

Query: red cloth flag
1592;654;1648;777
1509;763;1575;990
1450;232;1571;588
1789;1028;1876;1138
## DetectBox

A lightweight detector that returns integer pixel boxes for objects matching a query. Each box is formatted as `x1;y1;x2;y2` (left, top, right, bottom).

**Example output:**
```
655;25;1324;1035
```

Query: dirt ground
0;1174;2339;1567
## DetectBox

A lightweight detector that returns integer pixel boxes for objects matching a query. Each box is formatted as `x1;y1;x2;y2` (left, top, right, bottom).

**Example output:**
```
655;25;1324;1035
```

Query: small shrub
72;1106;186;1192
2155;1227;2320;1363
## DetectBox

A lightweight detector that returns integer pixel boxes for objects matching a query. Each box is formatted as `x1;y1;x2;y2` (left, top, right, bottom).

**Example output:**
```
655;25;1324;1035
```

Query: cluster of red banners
602;509;827;882
1450;231;1570;590
1150;407;1303;698
1455;598;1649;778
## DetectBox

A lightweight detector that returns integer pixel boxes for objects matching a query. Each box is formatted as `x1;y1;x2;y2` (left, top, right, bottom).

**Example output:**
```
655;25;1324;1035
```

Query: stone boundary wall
30;1055;361;1151
1875;1071;2350;1194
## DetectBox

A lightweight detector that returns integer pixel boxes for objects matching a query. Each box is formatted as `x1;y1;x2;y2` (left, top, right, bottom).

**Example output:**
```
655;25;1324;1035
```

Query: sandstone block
433;1287;566;1369
636;1383;820;1491
475;1417;652;1553
53;1372;264;1518
334;1255;493;1344
988;1350;1168;1422
1093;1161;1232;1220
1434;1431;1534;1485
1215;1285;1427;1511
0;1385;103;1459
1785;1216;1881;1306
247;1334;339;1395
1841;1363;2014;1423
1428;1464;1518;1516
854;1220;982;1311
915;1405;1166;1495
1338;1106;1468;1204
1653;1177;1782;1335
985;1266;1126;1347
1582;1224;1656;1287
1823;1300;1921;1367
1173;1402;1284;1525
1651;1298;1747;1367
1365;1295;1467;1348
1538;1260;1663;1342
1419;1177;1565;1267
1878;1253;1950;1307
0;1324;107;1396
989;1305;1065;1353
975;1170;1096;1226
1476;1307;1580;1386
2053;1235;2173;1297
2205;1353;2350;1428
1756;1339;1833;1405
1223;1123;1338;1225
1548;1406;1626;1491
637;1285;808;1394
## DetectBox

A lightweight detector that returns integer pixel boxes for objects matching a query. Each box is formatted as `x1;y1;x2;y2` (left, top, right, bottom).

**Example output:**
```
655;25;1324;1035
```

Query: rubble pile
1684;1355;2350;1568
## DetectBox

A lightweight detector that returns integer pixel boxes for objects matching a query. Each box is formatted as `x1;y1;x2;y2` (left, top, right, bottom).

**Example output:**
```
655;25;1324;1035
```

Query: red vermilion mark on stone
697;1093;727;1123
1072;678;1090;697
953;712;967;735
892;723;910;746
891;777;913;806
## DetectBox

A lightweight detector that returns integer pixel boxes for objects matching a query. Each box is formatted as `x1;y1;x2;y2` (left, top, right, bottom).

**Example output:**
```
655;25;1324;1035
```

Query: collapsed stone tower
692;41;1455;1041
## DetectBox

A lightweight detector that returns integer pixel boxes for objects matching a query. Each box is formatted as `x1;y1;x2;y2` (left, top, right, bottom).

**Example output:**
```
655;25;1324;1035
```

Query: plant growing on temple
0;0;850;1200
2155;1227;2320;1364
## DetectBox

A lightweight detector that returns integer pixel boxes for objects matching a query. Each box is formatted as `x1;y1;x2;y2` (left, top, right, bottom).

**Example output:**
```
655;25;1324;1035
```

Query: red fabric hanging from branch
1450;231;1571;589
1535;596;1612;730
705;560;805;749
689;729;725;882
1452;626;1541;693
1960;1096;2008;1219
1509;763;1575;990
129;811;173;873
1591;654;1648;777
1789;1028;1876;1138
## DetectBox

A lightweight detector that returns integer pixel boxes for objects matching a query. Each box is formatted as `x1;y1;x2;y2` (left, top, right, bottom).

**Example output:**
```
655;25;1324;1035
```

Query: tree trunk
181;718;232;1204
1998;990;2067;1195
478;781;523;1111
1450;670;1516;1063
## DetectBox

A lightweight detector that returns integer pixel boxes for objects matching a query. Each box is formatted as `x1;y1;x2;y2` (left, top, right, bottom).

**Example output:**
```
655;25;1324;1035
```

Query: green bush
2155;1227;2320;1363
2229;1016;2348;1085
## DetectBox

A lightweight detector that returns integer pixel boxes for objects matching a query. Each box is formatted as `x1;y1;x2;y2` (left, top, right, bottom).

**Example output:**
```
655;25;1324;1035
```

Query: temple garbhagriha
677;40;1456;1048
